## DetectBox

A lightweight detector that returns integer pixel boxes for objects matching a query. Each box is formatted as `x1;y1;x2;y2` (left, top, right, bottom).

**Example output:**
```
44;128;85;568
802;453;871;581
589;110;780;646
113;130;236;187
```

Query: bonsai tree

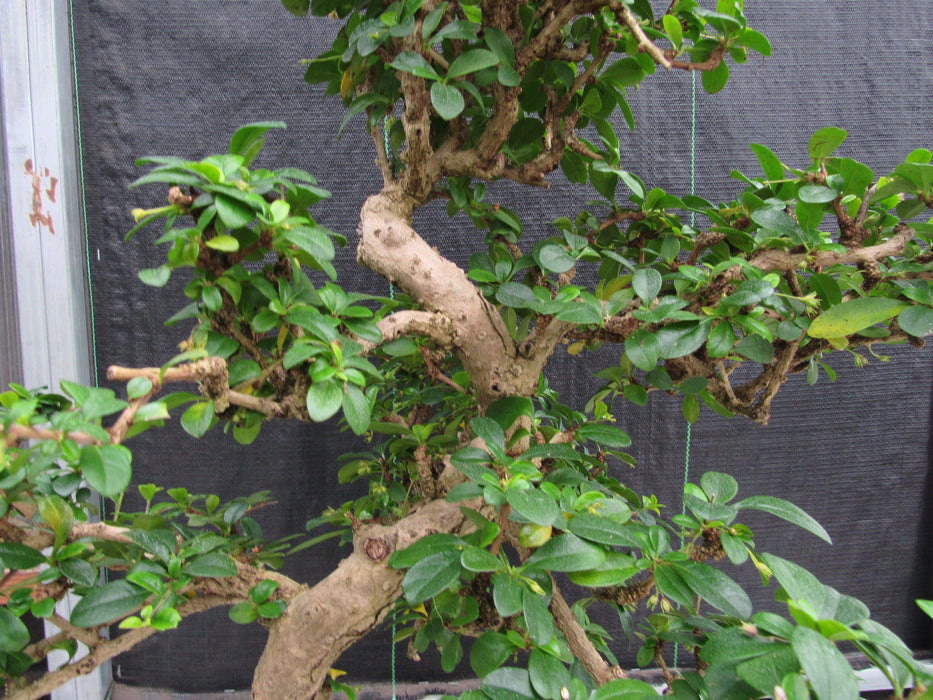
2;1;932;699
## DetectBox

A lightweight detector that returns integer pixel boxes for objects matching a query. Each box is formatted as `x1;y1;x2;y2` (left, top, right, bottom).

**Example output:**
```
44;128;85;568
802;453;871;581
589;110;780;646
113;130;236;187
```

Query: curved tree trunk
252;499;470;699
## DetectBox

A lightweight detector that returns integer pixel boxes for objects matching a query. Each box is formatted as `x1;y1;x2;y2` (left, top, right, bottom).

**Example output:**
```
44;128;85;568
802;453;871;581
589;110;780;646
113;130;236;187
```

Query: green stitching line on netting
68;0;99;387
674;69;699;672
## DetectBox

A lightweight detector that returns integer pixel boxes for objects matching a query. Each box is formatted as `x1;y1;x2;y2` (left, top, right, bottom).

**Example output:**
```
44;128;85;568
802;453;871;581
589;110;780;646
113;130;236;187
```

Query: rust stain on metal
24;159;57;234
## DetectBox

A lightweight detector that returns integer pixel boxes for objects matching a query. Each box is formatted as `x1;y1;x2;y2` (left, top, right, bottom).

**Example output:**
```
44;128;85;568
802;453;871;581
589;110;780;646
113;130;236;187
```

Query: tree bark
251;499;470;700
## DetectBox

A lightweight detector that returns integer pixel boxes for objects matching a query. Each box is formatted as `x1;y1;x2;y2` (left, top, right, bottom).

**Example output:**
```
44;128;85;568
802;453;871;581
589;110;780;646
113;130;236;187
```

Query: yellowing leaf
328;668;347;680
807;297;907;339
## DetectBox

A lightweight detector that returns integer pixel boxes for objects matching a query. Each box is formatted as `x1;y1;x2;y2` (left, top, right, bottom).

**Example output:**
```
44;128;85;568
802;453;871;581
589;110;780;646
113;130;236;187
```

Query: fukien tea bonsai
2;2;933;699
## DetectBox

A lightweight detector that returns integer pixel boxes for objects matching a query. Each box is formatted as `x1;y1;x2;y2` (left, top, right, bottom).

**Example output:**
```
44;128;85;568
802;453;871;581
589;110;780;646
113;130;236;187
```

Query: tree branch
253;498;472;700
549;583;626;685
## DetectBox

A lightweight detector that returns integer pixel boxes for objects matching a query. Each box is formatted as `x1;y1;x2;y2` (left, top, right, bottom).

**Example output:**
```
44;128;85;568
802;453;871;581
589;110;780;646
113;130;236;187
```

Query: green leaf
701;60;729;94
214;193;256;228
536;244;576;274
70;580;150;628
390;52;442;81
662;15;683;49
700;472;738;503
402;550;461;604
471;416;506;458
633;268;662;305
205;234;240;252
59;558;98;587
180;401;215;438
751;207;806;246
809;273;842;309
486;396;534;432
528;648;571;700
790;626;859;700
183;551;237;578
798;185;838;204
342;385;372;436
483;667;536;700
522;586;553;645
576;423;631;448
592;678;660;700
523;534;607;572
656;321;711;359
461;547;503;573
431;82;465;120
674;560;752;618
0;608;30;652
138;265;171;287
707;321;736;357
719;278;774;307
492;574;524;617
602;57;646;88
808;297;907;338
390;534;465;569
0;543;46;570
228;602;259;624
898;305;933;337
734;334;774;364
506;486;559;527
80;444;132;498
809;127;847;163
749;143;784;181
446;49;499;78
496;282;540;309
735;495;831;543
471;630;516;677
735;645;799;696
567;513;641;549
625;329;662;371
306;380;343;423
229;121;286;160
736;28;772;57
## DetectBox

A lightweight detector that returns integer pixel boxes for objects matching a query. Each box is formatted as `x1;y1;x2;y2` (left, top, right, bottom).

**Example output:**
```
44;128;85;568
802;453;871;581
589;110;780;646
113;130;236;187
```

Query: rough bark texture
252;499;471;699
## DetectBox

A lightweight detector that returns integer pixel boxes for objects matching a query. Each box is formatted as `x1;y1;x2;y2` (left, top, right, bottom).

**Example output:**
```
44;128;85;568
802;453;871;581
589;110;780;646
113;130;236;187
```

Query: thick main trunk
356;190;551;403
251;499;469;699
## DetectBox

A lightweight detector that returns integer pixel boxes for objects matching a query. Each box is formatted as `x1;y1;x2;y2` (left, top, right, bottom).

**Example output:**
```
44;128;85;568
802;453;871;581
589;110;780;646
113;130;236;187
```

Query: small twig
619;6;672;69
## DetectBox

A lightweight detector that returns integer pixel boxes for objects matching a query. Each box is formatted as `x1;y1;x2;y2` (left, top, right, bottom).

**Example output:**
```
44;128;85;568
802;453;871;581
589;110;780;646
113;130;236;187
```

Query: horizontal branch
750;223;915;272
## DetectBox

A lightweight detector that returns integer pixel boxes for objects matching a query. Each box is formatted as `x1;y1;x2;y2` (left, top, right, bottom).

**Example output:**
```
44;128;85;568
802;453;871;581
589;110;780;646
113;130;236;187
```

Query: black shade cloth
71;1;932;691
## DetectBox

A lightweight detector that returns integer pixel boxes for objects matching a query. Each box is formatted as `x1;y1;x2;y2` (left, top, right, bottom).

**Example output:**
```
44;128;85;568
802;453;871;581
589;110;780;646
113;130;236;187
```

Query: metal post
0;1;107;698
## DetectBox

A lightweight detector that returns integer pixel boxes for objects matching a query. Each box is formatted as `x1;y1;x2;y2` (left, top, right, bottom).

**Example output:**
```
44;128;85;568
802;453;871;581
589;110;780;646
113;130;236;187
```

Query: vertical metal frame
0;1;107;698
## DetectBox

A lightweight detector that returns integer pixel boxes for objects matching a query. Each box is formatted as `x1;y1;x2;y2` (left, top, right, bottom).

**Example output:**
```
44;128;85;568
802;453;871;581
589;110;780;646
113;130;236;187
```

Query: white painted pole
0;1;108;698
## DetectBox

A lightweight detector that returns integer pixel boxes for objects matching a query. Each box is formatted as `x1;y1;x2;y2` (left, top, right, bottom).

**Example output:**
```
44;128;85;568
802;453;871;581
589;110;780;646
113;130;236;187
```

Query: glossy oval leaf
506;486;560;527
305;380;343;422
447;49;499;79
790;626;859;700
567;513;643;549
523;534;606;572
214;193;256;228
674;560;752;619
808;297;907;338
401;549;461;604
0;608;30;652
483;667;536;700
898;305;933;338
0;542;46;571
633;268;662;305
735;495;831;543
431;82;465;120
70;580;151;628
80;444;132;498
